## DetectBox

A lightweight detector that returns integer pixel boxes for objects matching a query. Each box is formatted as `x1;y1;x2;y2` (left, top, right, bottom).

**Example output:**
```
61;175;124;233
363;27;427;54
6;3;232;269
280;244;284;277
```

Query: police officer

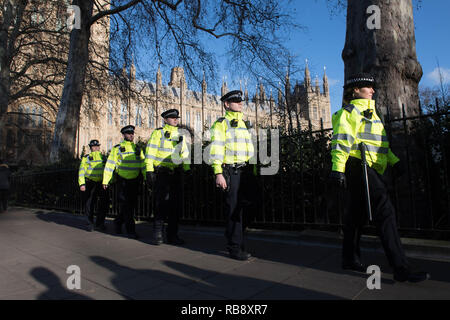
78;140;109;231
209;90;256;261
329;73;429;282
145;109;190;245
103;125;145;239
0;158;11;213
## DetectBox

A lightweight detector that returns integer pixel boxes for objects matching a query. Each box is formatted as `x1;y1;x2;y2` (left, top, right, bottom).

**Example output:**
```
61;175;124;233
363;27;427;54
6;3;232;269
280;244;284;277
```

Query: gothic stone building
0;2;331;166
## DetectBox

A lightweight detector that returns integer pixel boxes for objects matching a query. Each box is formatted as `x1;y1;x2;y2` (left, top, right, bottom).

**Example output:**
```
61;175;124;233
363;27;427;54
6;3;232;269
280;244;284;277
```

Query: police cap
120;125;135;134
220;90;243;103
88;139;100;147
343;73;376;89
161;109;180;119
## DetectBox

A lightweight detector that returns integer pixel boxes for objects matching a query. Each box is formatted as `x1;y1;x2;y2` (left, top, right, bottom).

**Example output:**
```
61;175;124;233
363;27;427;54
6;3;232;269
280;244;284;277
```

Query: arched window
185;110;191;127
31;107;37;127
38;107;43;127
148;107;155;129
120;101;128;126
135;105;142;127
107;101;113;125
196;111;201;132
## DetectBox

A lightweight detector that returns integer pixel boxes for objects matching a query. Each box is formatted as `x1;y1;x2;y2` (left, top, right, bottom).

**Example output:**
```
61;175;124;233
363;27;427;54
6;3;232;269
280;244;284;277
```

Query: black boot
151;220;163;245
342;261;368;273
394;267;430;283
228;246;251;261
167;236;185;246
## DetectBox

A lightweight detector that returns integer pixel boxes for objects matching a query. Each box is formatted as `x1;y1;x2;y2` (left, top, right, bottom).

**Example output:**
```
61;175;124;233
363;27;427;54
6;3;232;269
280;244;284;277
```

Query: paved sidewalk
1;207;450;300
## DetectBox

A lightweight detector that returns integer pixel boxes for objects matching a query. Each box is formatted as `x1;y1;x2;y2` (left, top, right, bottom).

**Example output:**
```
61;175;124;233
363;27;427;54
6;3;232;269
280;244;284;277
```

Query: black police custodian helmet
88;139;100;147
343;73;377;89
220;90;243;103
120;125;135;134
161;109;180;119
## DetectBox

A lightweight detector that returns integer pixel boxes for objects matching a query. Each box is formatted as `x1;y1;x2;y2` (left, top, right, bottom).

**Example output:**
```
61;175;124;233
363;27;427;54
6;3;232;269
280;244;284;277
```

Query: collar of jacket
350;99;376;112
88;151;101;156
120;140;134;146
225;110;243;121
163;123;179;133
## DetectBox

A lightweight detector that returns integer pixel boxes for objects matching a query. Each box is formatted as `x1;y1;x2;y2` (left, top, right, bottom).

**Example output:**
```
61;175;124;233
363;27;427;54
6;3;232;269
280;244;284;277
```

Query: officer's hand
328;171;347;189
215;174;227;191
146;172;154;185
392;162;405;180
80;185;86;192
103;184;108;190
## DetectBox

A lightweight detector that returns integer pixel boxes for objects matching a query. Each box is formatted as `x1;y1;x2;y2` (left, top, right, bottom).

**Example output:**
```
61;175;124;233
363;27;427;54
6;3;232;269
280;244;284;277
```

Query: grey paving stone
129;281;202;300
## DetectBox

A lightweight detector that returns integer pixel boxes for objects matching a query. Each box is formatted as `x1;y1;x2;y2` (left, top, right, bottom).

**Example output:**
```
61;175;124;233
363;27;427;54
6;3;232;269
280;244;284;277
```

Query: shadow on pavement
89;255;342;300
30;267;93;300
32;210;450;285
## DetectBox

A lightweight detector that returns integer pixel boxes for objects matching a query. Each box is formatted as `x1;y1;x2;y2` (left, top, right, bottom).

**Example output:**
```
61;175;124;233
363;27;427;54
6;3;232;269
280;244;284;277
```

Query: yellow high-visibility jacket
78;151;105;186
331;98;399;175
102;140;145;185
145;124;190;172
209;110;255;175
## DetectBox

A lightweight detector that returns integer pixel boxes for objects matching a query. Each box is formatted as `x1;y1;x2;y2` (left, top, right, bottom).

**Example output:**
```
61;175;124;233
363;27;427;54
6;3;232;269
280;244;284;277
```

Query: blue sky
131;1;449;115
211;0;450;114
280;0;450;114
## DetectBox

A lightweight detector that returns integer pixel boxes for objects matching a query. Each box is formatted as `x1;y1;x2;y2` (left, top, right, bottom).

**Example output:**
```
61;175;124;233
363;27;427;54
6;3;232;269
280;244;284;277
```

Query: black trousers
343;157;409;271
82;179;109;227
0;189;8;212
153;168;183;239
222;165;257;251
115;176;139;233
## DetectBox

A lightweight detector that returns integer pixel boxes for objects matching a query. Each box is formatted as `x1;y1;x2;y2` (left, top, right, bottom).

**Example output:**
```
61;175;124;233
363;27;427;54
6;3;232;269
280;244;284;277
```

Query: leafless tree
49;0;300;162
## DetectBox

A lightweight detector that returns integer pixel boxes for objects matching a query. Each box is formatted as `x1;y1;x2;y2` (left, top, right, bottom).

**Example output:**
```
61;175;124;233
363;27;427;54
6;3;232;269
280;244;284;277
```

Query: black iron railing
9;109;450;239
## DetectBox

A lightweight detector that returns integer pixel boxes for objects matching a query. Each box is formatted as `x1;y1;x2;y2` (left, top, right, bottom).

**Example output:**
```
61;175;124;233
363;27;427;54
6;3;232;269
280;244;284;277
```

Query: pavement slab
1;207;449;301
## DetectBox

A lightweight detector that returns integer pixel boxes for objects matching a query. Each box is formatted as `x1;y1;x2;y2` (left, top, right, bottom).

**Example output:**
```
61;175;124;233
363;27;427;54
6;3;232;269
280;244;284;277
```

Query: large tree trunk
342;0;422;119
49;1;94;162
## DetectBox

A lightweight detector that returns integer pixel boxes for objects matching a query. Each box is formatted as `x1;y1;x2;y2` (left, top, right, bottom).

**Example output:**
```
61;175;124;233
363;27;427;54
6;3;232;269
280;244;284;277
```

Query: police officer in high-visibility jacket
209;90;256;261
329;73;429;282
78;139;109;231
103;125;145;239
145;109;190;246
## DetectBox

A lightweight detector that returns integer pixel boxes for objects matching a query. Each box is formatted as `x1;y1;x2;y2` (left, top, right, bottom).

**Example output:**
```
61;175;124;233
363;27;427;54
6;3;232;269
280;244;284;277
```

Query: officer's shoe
86;223;94;232
127;232;140;240
342;261;368;273
95;224;107;232
167;236;186;246
229;249;251;261
394;267;430;283
150;233;163;245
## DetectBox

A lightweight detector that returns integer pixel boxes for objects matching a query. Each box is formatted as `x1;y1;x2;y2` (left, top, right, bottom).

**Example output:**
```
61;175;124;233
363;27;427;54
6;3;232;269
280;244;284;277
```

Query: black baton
359;143;373;222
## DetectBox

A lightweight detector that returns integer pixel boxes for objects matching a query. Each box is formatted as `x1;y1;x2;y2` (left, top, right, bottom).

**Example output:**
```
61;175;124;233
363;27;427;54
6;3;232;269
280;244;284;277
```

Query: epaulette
216;117;225;123
114;144;121;148
343;104;355;113
156;127;163;130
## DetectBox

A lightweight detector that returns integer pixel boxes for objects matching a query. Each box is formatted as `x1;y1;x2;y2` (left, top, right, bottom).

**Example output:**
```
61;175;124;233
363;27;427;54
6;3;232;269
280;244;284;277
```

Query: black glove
328;171;347;189
392;162;405;179
146;172;155;186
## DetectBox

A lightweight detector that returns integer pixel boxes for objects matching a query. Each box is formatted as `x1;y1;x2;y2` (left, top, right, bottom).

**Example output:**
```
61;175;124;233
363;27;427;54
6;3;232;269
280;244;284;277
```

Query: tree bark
49;1;93;162
342;0;422;119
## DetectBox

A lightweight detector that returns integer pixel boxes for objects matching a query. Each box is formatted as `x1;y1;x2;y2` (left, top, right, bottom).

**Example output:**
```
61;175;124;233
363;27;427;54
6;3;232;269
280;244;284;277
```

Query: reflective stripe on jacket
209;110;255;175
78;151;105;185
331;98;399;175
102;141;145;184
145;124;190;172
